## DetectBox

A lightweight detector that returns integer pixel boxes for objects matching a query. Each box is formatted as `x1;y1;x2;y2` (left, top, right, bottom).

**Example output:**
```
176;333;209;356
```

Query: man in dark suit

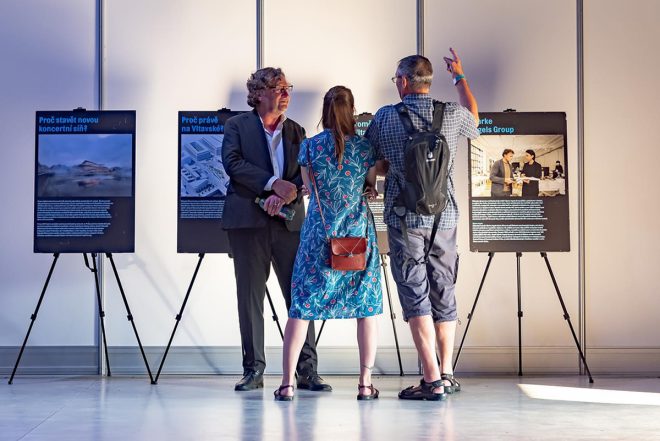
221;67;331;392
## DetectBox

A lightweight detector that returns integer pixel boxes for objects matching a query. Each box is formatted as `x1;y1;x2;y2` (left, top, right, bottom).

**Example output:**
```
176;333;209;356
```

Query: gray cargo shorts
388;226;459;322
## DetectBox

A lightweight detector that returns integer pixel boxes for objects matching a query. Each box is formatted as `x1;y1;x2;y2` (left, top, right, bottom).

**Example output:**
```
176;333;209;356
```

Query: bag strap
394;103;417;134
425;212;442;262
306;141;371;240
306;144;330;241
397;211;442;268
395;101;446;134
430;101;446;134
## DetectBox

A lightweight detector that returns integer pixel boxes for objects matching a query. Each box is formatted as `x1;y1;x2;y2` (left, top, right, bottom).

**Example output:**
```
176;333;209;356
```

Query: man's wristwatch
453;74;466;85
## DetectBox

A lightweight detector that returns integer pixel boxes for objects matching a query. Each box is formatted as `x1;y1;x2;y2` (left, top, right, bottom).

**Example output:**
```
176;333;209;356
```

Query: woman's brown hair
321;86;355;163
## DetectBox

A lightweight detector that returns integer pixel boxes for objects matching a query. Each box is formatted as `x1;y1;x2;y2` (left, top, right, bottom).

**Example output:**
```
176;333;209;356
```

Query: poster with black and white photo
177;110;244;253
34;110;136;253
469;112;569;252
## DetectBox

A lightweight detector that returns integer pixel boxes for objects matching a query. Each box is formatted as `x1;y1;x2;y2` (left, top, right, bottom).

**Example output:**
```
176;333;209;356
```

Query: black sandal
274;385;294;401
441;373;461;394
357;384;379;401
398;379;447;401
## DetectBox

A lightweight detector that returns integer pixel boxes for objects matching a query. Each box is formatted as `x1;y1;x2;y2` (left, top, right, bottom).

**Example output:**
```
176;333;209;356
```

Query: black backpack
393;100;450;265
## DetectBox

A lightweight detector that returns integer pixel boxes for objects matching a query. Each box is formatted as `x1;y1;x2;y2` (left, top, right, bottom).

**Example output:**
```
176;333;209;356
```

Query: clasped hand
264;178;298;216
363;185;378;201
272;179;297;204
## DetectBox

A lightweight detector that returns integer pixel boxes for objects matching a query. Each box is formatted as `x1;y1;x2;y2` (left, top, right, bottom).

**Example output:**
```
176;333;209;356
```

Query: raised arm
443;47;479;123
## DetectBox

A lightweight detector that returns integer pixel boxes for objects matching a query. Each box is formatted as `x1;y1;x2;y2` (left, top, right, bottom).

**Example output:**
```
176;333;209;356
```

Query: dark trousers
228;220;318;375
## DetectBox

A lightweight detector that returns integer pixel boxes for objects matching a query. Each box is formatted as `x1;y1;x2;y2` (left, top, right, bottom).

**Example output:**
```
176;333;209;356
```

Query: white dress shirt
260;114;287;191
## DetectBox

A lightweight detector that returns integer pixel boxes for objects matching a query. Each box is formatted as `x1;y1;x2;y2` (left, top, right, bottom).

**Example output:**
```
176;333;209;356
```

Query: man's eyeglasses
269;85;294;95
391;76;401;83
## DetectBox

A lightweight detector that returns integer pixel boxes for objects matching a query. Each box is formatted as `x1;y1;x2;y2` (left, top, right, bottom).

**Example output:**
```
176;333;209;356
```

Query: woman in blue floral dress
275;86;382;401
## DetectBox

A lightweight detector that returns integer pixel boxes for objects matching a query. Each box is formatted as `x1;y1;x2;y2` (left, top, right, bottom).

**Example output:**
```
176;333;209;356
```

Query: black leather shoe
297;374;332;392
234;370;264;391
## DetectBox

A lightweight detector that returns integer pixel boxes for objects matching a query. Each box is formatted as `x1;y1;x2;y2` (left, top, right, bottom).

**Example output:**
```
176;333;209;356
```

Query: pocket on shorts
453;254;460;284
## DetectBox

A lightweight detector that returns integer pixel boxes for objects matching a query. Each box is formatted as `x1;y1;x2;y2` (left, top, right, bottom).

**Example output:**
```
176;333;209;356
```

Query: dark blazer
221;109;306;231
521;161;542;197
490;159;513;197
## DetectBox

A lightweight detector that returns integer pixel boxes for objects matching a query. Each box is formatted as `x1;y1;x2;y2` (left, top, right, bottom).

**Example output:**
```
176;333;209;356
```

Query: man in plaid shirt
365;51;479;400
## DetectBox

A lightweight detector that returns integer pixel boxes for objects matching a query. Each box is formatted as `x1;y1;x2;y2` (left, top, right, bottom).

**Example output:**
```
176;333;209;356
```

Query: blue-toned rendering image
37;134;133;197
180;134;229;197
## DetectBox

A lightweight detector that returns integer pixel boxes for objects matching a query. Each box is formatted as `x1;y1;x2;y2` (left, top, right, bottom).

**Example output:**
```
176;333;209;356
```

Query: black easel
380;254;404;376
453;252;593;383
314;254;405;376
9;253;154;384
152;254;287;383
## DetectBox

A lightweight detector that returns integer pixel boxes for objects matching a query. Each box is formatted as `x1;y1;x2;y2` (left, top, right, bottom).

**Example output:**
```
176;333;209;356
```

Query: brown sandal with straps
398;379;447;401
441;373;461;394
274;385;294;401
357;384;380;401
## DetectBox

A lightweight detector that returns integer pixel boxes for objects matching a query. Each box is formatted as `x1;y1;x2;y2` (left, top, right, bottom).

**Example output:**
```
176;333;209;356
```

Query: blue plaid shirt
365;94;479;230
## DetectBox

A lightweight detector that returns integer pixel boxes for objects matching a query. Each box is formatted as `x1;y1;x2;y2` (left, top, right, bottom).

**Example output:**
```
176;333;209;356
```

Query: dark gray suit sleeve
222;118;273;194
490;161;505;184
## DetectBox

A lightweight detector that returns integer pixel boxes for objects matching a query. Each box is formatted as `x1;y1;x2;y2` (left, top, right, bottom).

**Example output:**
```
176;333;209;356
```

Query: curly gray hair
246;67;285;108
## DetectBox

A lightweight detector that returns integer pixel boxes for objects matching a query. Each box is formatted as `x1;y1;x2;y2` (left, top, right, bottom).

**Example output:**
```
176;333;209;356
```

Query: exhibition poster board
468;112;570;252
177;110;244;253
34;110;136;253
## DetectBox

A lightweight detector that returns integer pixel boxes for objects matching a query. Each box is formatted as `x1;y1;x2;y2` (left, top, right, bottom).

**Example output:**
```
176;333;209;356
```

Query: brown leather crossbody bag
307;146;369;271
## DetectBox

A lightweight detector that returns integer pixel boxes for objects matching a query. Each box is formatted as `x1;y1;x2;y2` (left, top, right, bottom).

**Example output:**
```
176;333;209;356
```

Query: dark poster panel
356;112;388;253
177;110;245;253
468;112;569;252
34;110;136;253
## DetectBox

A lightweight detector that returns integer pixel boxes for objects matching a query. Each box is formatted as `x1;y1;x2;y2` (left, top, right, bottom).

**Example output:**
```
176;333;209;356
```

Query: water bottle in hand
254;197;295;221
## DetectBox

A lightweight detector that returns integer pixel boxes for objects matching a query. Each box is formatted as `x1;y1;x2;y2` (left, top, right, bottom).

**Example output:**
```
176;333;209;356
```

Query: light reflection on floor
519;383;660;406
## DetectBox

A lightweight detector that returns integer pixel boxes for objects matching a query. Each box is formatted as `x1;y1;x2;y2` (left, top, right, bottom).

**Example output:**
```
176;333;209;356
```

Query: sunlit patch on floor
519;384;660;406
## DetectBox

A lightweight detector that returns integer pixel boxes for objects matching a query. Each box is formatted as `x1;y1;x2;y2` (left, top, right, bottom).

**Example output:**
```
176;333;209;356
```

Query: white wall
0;1;98;348
102;0;256;349
1;0;659;375
262;0;417;349
425;1;580;372
584;0;660;364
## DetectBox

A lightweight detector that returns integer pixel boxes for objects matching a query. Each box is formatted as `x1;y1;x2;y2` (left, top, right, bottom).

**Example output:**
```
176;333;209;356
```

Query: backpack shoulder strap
394;102;417;135
431;101;446;134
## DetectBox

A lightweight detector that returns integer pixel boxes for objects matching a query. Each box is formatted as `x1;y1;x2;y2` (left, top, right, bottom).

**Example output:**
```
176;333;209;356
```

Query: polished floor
1;375;659;440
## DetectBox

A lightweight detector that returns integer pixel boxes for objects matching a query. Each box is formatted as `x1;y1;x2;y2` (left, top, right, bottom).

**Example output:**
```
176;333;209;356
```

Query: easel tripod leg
89;253;112;376
516;252;523;376
8;253;60;385
153;253;205;384
105;253;154;383
315;320;326;346
541;253;594;383
453;252;494;372
265;286;285;340
381;254;404;376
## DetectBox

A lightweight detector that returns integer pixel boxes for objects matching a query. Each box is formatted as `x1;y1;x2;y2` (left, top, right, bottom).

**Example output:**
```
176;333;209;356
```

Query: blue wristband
453;74;466;85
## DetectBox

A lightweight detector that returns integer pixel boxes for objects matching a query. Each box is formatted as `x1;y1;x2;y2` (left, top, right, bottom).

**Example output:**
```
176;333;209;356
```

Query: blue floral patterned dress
289;130;382;320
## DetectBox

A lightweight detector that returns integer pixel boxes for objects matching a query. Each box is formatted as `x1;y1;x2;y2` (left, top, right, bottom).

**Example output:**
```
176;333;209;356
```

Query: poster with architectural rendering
177;110;244;253
34;110;136;253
